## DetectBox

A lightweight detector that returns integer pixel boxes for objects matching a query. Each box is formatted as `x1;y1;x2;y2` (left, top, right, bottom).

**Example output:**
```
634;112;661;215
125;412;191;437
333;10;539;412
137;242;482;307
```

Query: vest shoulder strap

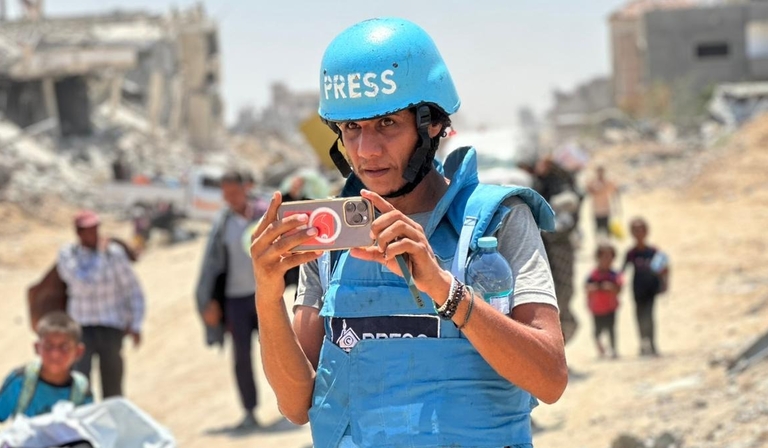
69;371;89;405
15;361;41;416
16;360;90;415
465;183;555;248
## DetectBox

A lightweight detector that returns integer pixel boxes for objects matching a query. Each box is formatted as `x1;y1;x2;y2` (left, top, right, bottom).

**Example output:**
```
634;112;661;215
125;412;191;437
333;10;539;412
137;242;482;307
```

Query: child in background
586;243;623;358
0;311;93;421
623;217;669;356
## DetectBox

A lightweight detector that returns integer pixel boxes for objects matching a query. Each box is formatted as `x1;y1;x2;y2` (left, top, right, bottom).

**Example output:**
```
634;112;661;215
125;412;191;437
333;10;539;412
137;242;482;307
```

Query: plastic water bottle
466;236;514;314
650;251;669;274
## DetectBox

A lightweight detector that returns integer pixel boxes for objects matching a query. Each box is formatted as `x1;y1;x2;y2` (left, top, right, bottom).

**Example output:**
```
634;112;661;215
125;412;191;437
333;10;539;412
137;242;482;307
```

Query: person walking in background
195;169;267;431
56;210;144;399
623;217;669;357
0;311;93;421
522;154;583;346
586;243;623;359
586;165;620;239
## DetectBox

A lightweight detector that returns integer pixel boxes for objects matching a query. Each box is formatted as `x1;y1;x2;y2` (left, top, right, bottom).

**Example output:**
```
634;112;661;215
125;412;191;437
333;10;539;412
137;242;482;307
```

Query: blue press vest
310;147;555;448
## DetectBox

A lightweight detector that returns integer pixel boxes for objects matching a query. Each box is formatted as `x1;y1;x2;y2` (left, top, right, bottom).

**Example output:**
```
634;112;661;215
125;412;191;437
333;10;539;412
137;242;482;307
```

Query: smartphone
277;196;375;252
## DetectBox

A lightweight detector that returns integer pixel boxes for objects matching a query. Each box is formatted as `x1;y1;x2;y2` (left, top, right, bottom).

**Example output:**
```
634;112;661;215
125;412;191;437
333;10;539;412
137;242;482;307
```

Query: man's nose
354;128;384;158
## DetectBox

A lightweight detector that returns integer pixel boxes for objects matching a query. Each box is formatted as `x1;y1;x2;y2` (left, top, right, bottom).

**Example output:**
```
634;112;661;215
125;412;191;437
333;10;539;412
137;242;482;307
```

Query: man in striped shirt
56;210;145;399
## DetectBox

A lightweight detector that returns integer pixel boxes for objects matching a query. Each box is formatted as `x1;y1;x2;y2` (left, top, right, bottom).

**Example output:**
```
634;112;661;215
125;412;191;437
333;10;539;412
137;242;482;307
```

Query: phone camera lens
350;213;364;225
355;201;368;212
345;202;357;213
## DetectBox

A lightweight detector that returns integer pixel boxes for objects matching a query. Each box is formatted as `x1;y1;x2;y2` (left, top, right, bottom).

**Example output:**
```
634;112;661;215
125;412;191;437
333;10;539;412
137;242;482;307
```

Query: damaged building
546;77;623;142
0;3;223;151
610;0;768;118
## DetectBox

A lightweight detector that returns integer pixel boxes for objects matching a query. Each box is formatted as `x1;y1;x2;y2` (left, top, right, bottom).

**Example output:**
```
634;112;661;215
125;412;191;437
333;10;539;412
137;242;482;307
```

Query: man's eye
381;118;395;127
343;122;359;130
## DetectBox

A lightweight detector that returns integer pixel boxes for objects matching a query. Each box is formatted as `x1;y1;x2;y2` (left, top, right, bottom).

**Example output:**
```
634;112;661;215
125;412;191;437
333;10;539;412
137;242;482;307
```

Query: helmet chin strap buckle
382;105;435;199
403;105;432;184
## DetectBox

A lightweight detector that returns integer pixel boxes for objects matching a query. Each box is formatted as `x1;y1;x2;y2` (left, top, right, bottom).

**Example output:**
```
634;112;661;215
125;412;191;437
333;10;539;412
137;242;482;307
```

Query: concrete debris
708;82;768;129
728;330;768;374
611;432;683;448
0;5;318;212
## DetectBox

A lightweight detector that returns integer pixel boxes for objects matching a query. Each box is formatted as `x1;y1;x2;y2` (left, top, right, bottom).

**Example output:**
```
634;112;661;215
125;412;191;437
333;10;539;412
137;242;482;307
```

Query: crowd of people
4;15;671;448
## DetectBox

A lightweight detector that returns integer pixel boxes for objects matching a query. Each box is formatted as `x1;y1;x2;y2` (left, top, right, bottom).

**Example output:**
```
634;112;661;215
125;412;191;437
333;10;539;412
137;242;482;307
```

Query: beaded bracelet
436;276;457;315
458;285;475;330
436;277;464;320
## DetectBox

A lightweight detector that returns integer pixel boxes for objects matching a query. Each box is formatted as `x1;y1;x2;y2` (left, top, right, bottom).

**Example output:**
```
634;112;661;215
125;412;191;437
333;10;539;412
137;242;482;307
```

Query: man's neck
386;171;449;215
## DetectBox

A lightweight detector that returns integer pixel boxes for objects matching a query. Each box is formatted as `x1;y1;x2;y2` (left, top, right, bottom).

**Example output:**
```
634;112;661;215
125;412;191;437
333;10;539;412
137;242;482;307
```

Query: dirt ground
1;117;768;447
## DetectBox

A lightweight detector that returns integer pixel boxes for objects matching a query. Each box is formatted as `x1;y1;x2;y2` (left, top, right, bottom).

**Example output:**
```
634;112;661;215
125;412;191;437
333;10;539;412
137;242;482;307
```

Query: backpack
14;360;89;417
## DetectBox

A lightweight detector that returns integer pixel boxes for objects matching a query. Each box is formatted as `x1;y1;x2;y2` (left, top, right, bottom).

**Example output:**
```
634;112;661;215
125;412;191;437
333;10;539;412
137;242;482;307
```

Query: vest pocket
309;341;351;448
346;337;533;447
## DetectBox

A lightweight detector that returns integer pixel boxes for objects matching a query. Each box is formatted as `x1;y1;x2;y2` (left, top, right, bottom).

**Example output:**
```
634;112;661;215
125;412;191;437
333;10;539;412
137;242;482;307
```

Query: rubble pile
0;116;93;206
0;102;224;210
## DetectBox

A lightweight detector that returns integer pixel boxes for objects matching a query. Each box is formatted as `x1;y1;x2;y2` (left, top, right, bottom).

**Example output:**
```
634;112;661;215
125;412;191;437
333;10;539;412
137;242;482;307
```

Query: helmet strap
329;137;352;178
382;105;434;199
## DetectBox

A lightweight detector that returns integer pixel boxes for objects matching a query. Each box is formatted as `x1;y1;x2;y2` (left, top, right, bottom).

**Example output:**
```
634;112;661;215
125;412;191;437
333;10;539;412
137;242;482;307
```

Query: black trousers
226;295;259;412
635;296;657;353
74;326;125;398
593;312;617;352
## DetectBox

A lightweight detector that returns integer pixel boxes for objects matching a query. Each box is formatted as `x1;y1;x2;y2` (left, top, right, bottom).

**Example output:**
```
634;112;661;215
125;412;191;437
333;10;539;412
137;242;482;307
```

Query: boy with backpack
586;243;623;358
0;311;93;421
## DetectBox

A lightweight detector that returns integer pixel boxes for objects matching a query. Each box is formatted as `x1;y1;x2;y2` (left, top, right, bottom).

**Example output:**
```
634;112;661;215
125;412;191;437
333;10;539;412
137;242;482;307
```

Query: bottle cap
477;236;498;249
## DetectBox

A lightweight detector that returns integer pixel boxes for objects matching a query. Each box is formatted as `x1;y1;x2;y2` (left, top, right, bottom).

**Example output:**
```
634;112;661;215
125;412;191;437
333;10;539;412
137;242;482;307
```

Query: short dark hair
422;104;452;137
328;104;452;136
630;217;648;230
221;170;246;185
596;243;616;259
36;311;82;343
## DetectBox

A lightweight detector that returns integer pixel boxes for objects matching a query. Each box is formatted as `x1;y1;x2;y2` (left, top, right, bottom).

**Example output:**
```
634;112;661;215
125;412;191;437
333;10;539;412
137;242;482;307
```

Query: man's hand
202;300;222;327
249;192;323;305
349;189;451;301
125;329;141;348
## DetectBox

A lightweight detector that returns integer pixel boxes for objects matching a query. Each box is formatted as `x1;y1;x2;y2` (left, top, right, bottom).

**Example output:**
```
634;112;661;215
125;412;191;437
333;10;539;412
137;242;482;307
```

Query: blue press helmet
318;17;461;122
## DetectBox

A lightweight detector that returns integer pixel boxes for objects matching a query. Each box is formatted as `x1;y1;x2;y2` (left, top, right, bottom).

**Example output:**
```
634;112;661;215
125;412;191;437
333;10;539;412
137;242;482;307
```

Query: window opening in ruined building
55;77;92;136
747;21;768;59
201;176;221;189
696;42;729;59
207;32;218;57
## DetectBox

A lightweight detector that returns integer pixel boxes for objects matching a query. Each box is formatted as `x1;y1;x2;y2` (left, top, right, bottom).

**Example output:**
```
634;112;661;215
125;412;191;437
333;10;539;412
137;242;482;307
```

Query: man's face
35;332;84;378
77;226;99;249
338;110;425;197
221;181;247;210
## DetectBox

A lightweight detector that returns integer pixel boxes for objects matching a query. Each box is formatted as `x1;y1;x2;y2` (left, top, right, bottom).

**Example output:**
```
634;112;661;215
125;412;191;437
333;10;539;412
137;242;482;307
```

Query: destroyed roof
0;8;215;59
610;0;699;20
0;8;215;80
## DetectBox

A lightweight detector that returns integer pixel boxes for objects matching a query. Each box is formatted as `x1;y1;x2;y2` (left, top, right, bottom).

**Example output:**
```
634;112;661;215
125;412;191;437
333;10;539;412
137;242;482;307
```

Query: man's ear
74;343;85;360
428;122;442;139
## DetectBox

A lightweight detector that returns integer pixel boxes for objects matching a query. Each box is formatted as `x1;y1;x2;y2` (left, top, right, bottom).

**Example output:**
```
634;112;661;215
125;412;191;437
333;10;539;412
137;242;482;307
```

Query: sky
6;0;627;127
